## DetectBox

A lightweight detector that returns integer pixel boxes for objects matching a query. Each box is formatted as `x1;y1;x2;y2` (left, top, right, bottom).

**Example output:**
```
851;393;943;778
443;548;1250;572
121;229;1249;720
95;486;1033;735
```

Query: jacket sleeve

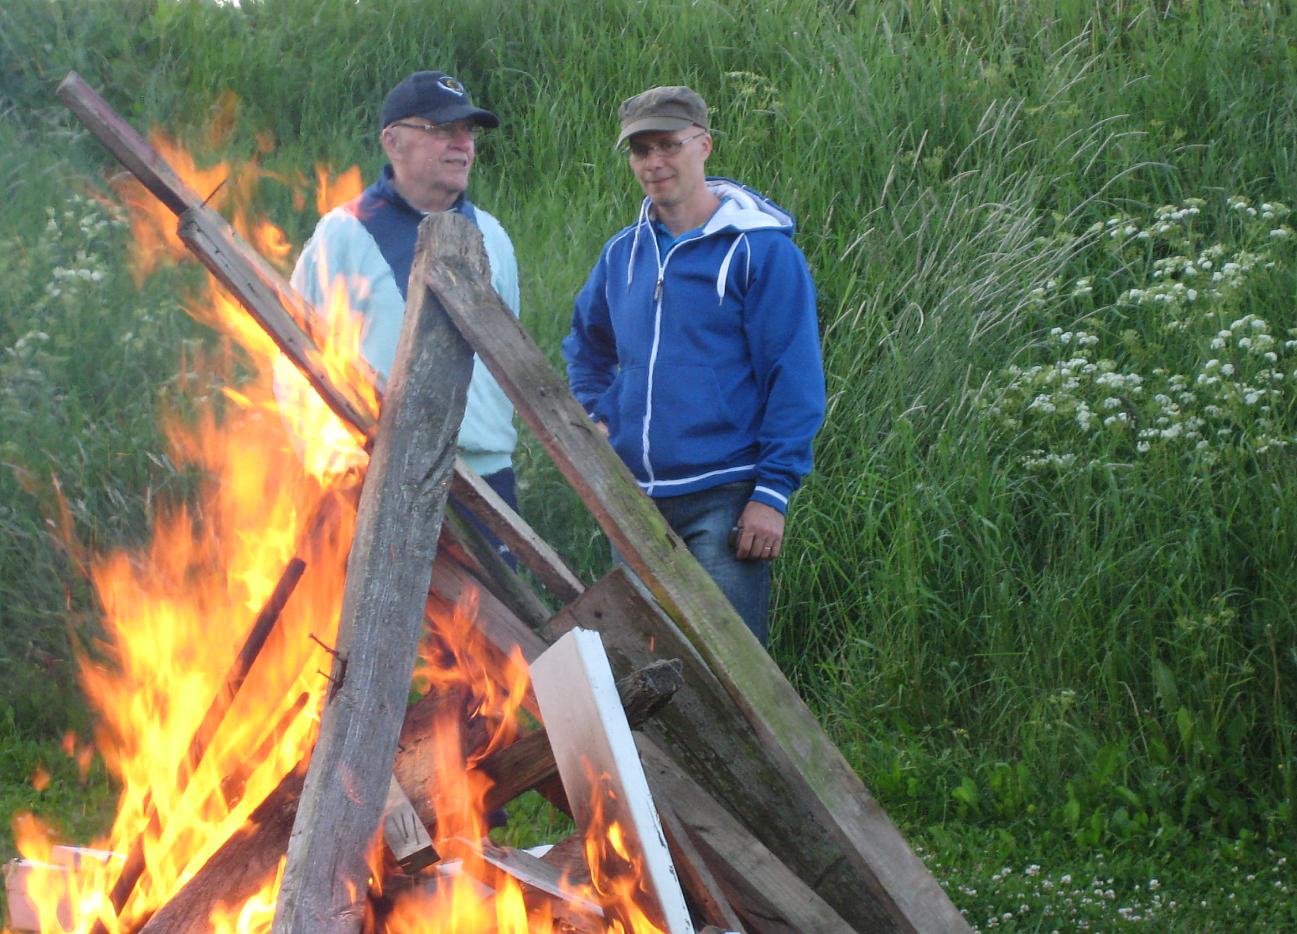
562;246;619;417
742;235;826;514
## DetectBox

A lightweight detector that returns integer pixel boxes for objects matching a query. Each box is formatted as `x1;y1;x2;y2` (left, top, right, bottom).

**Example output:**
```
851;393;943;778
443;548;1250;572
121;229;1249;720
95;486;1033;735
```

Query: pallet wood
271;215;475;934
427;239;969;932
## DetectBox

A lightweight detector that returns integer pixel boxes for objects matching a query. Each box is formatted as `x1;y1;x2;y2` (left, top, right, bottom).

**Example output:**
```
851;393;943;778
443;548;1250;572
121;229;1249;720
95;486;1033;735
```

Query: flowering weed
982;196;1295;471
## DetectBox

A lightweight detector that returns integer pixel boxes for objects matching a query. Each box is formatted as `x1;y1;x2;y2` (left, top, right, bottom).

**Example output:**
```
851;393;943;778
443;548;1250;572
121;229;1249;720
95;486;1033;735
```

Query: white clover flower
1222;363;1236;376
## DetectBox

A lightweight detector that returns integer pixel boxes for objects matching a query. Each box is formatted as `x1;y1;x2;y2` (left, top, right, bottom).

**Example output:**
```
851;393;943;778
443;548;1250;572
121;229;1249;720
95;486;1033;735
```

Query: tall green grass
3;0;1296;925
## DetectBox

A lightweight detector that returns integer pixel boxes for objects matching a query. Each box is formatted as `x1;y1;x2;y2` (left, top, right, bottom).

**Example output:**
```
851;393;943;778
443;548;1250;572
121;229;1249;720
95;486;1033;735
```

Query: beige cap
616;86;709;148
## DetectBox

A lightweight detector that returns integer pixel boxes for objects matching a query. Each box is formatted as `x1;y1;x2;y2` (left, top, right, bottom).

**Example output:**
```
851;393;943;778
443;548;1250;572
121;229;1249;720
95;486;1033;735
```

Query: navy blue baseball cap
379;71;499;131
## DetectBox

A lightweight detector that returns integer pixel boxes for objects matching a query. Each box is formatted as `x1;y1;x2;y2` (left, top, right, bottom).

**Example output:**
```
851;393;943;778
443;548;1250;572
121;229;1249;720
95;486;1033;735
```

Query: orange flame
316;165;364;216
13;126;678;934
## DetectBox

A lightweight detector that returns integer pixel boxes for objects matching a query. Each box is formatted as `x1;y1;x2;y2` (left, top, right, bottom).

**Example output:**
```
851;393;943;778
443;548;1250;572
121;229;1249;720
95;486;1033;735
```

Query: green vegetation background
2;0;1295;929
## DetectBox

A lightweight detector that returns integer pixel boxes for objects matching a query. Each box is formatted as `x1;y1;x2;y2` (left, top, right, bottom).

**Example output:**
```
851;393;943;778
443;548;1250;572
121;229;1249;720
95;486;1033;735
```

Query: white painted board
530;628;694;934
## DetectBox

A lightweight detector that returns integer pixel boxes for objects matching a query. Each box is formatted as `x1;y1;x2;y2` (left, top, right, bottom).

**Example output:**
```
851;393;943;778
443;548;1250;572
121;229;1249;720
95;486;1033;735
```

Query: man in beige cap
562;85;826;644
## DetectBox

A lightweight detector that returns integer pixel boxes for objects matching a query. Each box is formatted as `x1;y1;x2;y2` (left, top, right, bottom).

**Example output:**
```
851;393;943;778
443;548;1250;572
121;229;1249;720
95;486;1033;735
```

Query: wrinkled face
626;128;711;211
382;118;479;208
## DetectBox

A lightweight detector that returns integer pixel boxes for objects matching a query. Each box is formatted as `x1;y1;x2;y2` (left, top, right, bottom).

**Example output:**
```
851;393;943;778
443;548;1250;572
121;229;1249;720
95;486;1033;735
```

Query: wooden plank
449;467;585;603
530;630;694;934
654;802;746;933
636;735;853;934
442;508;553;632
271;214;475;934
439;837;606;930
381;777;438;873
140;765;306;934
428;247;968;931
55;72;198;216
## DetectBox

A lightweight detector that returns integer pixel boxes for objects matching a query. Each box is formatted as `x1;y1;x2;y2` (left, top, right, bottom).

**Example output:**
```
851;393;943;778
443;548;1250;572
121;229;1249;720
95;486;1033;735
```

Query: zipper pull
653;276;664;303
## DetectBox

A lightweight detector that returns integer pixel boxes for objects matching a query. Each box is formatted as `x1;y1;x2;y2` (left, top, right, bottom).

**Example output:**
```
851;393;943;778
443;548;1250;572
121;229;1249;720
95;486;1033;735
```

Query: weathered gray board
271;216;475;934
426;214;970;933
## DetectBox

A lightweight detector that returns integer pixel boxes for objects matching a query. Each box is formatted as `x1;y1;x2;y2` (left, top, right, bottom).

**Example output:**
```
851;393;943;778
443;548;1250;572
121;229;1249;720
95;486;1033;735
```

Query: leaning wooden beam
426;232;969;933
654;803;747;934
447;465;585;603
139;764;306;934
636;735;852;934
271;215;475;934
55;70;583;607
441;508;552;633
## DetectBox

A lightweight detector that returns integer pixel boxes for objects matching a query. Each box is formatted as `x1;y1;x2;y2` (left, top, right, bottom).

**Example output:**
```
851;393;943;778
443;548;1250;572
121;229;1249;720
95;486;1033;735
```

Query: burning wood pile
3;73;970;934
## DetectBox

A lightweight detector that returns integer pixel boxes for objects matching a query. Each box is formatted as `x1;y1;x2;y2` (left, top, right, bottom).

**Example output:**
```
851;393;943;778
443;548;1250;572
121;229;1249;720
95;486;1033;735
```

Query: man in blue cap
291;71;521;549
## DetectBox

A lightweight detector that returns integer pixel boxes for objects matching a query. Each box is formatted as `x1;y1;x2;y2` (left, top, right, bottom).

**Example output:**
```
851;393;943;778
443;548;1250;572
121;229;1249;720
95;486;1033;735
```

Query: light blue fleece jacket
290;165;519;476
563;178;825;514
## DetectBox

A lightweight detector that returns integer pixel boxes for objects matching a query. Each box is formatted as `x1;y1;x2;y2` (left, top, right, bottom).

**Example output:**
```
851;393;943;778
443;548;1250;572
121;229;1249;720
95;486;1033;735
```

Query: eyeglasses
625;131;707;160
391;120;482;141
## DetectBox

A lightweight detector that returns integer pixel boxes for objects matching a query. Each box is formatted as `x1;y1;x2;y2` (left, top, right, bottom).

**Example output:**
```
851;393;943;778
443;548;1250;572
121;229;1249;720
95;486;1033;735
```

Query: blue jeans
650;481;771;645
449;467;518;569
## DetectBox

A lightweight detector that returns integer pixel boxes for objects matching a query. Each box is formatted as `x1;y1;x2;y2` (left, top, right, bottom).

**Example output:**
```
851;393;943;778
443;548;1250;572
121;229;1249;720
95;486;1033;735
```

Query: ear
380;126;401;161
699;132;714;161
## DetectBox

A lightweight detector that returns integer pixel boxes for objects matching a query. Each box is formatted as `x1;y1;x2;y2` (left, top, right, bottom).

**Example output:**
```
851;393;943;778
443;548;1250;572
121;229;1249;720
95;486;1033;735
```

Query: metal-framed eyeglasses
391;120;483;141
624;131;708;160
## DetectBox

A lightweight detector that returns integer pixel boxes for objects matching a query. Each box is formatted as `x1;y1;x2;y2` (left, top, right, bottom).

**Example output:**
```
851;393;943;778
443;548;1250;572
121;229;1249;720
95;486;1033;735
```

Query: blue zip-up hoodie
290;165;519;476
563;178;825;514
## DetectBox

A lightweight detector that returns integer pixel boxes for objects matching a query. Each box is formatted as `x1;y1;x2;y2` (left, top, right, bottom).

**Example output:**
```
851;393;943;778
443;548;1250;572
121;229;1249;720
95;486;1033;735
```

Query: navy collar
371;163;475;221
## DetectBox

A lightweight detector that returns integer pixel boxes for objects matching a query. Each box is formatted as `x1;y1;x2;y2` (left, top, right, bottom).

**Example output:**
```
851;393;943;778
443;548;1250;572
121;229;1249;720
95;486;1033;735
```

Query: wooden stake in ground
270;214;477;934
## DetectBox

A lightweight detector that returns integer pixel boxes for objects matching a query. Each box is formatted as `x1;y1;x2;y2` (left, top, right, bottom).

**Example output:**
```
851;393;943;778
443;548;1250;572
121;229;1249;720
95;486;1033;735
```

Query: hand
595;420;610;438
733;501;785;561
